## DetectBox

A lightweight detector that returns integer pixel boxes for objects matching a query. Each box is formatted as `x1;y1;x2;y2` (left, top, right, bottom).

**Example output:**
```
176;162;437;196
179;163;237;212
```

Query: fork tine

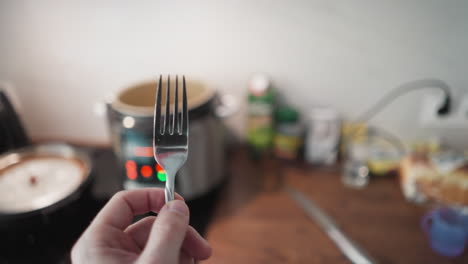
182;75;188;135
165;75;171;134
174;75;179;134
154;75;162;135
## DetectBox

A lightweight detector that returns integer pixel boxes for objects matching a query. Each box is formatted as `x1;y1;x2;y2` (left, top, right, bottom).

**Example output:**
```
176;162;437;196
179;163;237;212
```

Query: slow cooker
107;79;233;200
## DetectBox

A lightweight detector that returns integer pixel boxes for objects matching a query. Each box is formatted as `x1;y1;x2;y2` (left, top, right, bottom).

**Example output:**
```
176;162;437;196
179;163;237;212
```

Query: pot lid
112;79;216;116
0;144;90;214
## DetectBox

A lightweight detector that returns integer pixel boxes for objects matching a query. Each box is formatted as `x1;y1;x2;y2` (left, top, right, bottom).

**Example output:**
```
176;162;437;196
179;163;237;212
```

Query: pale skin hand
71;188;212;264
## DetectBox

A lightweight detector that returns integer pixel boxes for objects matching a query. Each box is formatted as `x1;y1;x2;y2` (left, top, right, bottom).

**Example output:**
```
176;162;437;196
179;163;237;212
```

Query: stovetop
0;147;220;264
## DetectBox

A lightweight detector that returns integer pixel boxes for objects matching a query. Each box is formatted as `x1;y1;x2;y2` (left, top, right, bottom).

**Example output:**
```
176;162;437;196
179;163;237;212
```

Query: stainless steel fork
153;75;189;203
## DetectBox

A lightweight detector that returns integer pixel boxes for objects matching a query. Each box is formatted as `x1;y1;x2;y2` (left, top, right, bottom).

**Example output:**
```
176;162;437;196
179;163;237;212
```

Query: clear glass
342;142;370;188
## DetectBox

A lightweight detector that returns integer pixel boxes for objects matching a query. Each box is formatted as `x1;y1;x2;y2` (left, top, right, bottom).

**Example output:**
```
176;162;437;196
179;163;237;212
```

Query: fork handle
164;178;175;203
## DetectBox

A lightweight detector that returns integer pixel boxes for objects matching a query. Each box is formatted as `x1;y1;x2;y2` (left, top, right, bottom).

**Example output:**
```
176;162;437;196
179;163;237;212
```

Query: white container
305;107;341;165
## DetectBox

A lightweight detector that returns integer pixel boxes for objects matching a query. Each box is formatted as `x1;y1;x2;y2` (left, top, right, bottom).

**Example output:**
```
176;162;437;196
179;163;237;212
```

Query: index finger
90;188;184;231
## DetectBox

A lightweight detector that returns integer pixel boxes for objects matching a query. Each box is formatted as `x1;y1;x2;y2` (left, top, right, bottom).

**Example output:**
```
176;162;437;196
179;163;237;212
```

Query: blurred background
1;0;468;146
1;1;468;263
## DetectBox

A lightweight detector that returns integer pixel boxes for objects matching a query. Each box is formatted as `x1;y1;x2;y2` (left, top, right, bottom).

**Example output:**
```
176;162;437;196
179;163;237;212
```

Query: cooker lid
112;79;216;116
0;144;90;214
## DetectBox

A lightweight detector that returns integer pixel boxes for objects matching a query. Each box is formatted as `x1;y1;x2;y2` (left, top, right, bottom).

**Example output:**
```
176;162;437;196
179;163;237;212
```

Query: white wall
1;0;467;147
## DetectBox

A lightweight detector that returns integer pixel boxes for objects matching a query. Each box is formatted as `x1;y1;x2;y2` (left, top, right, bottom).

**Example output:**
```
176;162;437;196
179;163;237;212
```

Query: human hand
71;188;212;264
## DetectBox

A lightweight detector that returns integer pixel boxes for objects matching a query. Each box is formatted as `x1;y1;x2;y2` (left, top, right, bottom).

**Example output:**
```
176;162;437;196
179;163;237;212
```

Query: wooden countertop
203;149;468;264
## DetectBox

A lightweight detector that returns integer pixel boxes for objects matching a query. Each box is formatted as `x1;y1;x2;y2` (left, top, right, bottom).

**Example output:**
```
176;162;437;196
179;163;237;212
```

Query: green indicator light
157;171;166;182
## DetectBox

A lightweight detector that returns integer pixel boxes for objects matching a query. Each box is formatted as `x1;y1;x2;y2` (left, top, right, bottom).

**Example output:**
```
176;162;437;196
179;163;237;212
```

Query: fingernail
167;200;188;216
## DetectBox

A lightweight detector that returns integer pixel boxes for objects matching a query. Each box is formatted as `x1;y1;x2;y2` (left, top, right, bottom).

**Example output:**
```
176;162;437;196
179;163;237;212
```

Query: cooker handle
94;93;117;118
215;93;239;118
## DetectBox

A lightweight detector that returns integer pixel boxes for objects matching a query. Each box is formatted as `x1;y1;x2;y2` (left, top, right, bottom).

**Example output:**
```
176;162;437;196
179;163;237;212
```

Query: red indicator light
141;165;153;178
126;160;136;168
155;163;164;172
134;146;153;157
125;160;137;180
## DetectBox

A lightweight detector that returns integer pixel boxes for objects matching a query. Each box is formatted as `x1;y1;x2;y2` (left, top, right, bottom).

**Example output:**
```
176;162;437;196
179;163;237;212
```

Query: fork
153;75;189;203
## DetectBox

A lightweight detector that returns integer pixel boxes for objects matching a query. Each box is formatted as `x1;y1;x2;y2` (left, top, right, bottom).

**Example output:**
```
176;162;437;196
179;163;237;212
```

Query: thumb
137;200;190;264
